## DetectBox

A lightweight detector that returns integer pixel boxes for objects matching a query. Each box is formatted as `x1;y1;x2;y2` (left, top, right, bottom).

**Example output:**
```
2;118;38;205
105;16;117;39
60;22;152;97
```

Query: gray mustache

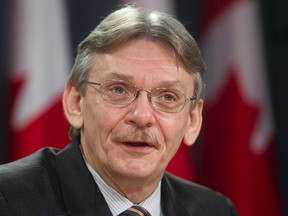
111;128;160;147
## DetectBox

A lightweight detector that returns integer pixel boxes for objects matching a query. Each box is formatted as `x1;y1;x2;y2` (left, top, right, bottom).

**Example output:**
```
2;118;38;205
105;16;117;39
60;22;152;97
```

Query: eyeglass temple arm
83;80;101;86
187;92;197;101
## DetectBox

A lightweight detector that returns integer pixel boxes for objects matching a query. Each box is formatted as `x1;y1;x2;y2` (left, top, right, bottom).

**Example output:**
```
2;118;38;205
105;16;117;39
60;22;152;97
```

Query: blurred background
0;0;287;215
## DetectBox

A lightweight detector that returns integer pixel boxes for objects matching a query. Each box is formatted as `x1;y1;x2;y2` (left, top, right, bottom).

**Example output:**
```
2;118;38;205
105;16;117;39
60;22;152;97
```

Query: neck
88;160;162;203
107;175;161;204
81;144;163;203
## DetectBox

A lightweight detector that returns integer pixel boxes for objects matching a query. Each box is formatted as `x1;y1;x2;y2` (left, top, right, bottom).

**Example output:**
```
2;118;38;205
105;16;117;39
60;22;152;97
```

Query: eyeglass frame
82;79;197;113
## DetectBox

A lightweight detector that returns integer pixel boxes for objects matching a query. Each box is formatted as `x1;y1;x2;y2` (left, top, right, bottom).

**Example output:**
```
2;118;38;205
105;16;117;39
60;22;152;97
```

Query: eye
162;93;177;102
102;80;135;102
104;81;129;95
155;90;179;103
110;85;125;94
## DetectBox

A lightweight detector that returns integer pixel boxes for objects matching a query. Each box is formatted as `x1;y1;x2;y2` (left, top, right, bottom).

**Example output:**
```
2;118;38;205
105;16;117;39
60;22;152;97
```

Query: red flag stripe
201;0;246;35
8;0;71;161
200;0;282;215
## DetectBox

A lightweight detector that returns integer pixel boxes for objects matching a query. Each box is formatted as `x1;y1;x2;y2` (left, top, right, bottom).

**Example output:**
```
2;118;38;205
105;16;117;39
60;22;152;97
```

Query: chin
119;163;155;178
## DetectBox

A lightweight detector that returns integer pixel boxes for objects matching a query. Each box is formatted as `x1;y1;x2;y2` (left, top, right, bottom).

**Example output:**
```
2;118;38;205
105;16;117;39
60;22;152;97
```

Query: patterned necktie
118;205;151;216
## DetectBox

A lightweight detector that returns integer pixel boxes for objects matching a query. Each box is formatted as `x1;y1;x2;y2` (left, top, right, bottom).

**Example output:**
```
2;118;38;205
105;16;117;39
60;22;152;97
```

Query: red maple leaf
7;75;70;162
199;68;281;216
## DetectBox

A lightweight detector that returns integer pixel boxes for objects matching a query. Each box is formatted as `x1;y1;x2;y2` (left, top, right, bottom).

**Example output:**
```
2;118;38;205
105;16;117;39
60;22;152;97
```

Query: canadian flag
8;0;71;161
120;0;195;181
200;0;282;215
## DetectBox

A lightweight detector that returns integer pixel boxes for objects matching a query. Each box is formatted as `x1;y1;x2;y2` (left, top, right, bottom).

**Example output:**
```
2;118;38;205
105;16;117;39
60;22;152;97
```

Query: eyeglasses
83;79;197;113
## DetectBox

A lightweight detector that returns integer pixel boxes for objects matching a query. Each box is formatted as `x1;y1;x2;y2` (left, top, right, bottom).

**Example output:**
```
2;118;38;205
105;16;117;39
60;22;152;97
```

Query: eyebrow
100;72;135;82
99;71;188;91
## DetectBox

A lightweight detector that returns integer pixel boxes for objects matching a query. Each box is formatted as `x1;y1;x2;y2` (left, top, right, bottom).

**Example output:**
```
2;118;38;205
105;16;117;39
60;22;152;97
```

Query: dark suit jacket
0;139;238;216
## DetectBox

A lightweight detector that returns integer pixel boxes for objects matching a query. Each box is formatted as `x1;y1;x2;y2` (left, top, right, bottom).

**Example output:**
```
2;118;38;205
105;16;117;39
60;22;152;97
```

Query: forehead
89;39;194;89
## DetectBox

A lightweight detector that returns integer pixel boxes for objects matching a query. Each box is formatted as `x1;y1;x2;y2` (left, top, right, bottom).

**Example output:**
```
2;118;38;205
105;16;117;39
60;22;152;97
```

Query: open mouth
124;142;150;147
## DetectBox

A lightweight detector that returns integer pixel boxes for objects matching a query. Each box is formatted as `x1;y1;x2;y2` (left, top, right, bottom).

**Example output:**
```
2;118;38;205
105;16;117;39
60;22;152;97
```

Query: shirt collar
85;160;162;216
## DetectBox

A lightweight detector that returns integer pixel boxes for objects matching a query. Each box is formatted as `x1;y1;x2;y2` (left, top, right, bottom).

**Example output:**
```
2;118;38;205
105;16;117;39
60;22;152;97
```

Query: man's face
64;39;203;184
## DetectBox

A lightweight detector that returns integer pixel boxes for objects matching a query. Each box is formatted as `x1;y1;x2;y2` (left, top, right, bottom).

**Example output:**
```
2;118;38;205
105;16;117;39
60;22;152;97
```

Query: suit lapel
56;140;113;216
161;173;190;216
56;141;193;216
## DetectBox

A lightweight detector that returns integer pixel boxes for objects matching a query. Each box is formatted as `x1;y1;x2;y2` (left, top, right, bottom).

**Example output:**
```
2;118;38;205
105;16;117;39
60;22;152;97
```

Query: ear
62;82;84;129
183;99;203;146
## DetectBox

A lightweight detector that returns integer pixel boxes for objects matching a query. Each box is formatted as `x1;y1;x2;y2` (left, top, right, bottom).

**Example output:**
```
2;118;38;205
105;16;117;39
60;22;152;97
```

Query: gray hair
67;5;206;139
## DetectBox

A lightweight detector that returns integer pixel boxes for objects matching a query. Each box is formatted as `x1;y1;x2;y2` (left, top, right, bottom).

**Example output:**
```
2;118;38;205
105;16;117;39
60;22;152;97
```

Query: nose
125;90;156;128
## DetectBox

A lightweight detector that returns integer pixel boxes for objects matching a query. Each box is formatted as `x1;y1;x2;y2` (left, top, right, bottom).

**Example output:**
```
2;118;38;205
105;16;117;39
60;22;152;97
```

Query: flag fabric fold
8;0;71;161
200;0;282;215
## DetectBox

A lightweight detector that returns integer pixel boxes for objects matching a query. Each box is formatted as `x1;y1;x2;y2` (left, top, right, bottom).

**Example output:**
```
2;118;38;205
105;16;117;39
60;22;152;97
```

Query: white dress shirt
85;162;162;216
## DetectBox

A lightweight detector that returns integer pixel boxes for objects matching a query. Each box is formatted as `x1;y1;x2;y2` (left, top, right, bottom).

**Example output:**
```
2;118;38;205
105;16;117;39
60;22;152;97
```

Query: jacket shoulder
0;147;59;181
163;172;238;216
0;148;64;215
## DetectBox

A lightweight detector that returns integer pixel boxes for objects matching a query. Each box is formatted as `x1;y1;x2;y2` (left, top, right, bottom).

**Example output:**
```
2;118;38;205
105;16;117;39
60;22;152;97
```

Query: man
0;6;238;216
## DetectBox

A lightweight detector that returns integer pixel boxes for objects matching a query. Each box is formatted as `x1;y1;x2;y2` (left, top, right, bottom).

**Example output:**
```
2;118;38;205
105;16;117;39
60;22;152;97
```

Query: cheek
81;104;127;163
158;114;189;153
82;99;127;142
81;97;107;142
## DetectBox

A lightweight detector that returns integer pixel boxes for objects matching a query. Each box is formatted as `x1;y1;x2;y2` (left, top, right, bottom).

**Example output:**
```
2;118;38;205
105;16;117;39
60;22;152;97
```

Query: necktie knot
118;205;151;216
